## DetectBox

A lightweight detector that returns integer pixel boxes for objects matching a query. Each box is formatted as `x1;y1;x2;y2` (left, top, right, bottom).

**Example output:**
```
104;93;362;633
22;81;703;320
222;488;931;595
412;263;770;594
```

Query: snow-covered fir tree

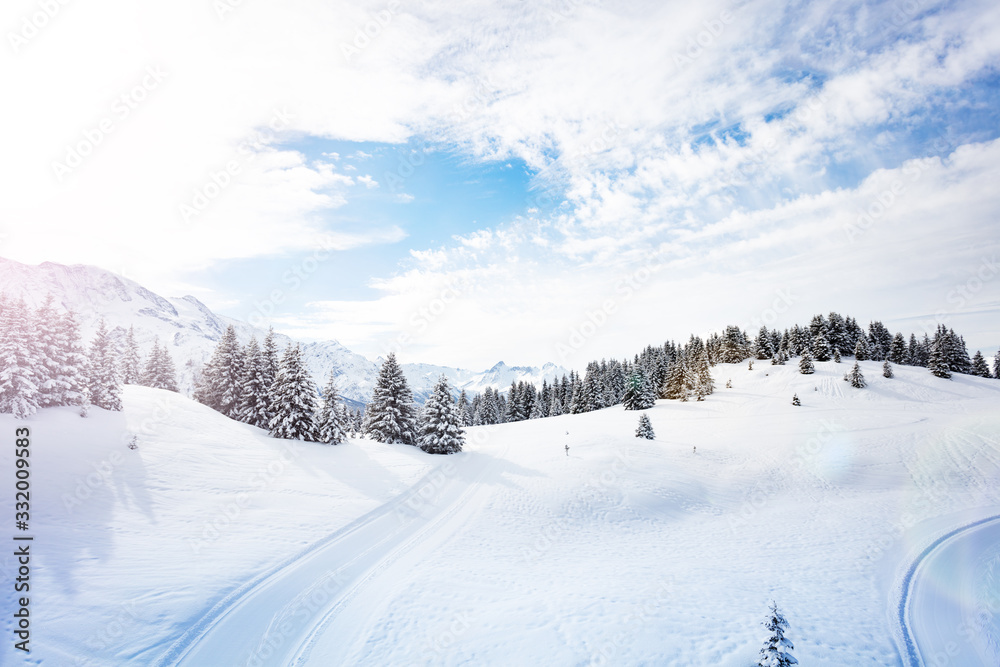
237;336;270;428
122;325;142;384
268;344;318;441
971;351;991;378
418;375;465;455
195;325;244;418
53;308;87;408
623;370;655;410
812;329;832;362
142;338;179;392
315;372;348;445
363;352;417;445
635;413;655;439
758;602;798;666
854;336;870;361
798;350;815;375
994;351;1000;379
888;332;908;364
0;297;41;418
927;335;952;379
87;319;122;411
848;361;866;388
883;360;893;378
791;393;800;406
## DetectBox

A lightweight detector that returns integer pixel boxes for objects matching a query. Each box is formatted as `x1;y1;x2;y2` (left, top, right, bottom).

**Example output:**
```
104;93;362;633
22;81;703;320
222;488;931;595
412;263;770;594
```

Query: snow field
2;360;1000;665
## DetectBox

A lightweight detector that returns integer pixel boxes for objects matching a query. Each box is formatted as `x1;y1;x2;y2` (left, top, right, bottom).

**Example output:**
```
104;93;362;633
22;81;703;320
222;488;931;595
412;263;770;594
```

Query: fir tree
755;326;773;360
883;360;893;378
927;335;952;379
848;361;866;388
833;348;841;363
623;371;655;410
971;351;991;378
237;336;270;427
315;372;347;445
268;344;318;441
693;348;714;400
888;333;908;365
994;351;1000;380
758;602;798;666
363;352;417;445
791;393;800;406
87;319;122;411
812;329;832;362
143;339;179;392
854;337;870;361
635;413;655;439
418;375;465;455
196;325;243;418
54;309;87;408
0;298;41;418
122;325;142;384
798;350;815;375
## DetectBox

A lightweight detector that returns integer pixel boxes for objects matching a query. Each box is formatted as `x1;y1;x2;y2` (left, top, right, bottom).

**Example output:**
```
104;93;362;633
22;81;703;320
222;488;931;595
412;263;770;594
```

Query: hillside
2;360;999;665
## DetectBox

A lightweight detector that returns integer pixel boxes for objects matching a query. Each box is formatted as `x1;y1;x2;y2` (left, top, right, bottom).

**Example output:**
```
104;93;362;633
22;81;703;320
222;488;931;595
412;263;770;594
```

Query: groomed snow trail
154;437;505;667
898;514;1000;666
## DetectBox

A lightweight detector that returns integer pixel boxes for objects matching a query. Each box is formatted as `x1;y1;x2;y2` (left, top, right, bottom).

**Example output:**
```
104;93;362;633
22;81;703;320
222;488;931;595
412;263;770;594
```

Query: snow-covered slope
3;361;999;665
0;257;567;404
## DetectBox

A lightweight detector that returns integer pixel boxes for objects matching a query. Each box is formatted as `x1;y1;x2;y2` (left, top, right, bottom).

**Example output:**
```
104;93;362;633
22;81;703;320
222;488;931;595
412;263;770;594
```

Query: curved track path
152;443;505;667
896;514;1000;666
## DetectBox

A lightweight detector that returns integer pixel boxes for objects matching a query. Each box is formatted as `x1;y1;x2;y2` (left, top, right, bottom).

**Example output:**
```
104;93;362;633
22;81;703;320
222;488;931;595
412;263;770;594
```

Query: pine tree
994;351;1000;380
927;335;952;379
418;375;465;455
757;602;798;666
268;344;318;441
635;413;655;439
363;352;417;445
971;351;991;378
196;325;243;418
833;348;841;363
143;339;179;392
883;360;893;378
693;348;714;400
0;298;41;418
315;372;347;445
798;350;815;375
54;309;87;408
457;389;471;425
122;325;142;384
87;319;122;411
888;333;908;365
791;393;800;406
623;371;655;410
854;337;870;361
812;329;832;362
237;336;270;427
848;361;866;388
756;326;773;360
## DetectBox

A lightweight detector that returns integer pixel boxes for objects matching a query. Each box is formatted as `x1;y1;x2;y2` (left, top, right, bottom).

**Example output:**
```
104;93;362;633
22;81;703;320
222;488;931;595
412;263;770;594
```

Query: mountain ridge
0;256;569;404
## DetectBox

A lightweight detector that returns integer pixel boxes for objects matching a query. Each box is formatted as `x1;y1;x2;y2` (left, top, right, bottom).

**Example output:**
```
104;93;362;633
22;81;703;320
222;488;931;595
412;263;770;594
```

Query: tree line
0;295;181;419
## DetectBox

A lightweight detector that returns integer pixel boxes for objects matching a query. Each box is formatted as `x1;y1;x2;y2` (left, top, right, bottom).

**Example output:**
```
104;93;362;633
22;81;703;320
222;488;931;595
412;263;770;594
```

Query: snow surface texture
0;257;568;404
2;361;1000;665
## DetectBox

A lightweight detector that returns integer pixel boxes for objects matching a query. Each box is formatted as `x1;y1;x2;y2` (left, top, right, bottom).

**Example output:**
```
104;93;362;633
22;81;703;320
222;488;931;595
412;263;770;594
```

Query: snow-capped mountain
0;257;568;404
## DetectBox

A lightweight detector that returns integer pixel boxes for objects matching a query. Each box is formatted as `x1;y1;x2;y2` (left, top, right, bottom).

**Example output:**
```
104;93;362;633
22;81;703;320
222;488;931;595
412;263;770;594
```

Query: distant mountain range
0;257;569;405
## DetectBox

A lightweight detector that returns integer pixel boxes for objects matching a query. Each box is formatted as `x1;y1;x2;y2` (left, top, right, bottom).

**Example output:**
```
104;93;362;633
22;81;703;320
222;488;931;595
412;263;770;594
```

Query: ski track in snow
153;437;507;667
897;514;1000;667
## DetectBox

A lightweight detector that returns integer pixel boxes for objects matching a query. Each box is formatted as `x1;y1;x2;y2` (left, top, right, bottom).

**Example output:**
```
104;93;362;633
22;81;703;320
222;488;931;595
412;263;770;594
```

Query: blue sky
3;0;999;369
193;139;539;309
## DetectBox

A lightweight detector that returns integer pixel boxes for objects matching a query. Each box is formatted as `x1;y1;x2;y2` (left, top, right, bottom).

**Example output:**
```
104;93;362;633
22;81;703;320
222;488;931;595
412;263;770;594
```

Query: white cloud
2;0;998;365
